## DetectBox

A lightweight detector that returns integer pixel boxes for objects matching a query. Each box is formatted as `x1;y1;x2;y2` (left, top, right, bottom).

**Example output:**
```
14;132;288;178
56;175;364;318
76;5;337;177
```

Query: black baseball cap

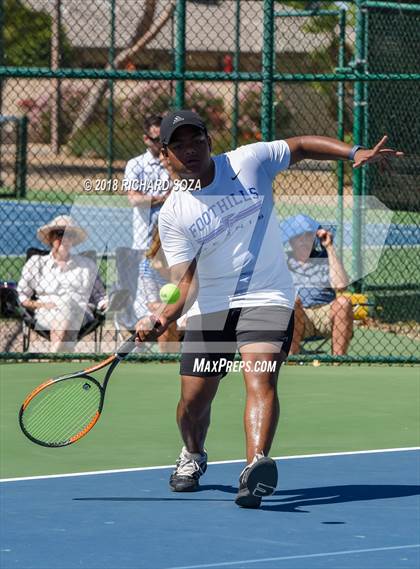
160;110;207;145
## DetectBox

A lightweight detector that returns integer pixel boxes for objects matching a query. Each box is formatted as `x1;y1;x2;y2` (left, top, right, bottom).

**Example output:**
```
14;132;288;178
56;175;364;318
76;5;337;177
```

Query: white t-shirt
158;141;296;317
124;150;170;250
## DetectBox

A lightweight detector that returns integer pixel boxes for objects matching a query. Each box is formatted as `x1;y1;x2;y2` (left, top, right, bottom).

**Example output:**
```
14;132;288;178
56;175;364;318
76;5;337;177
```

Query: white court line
1;446;419;483
165;545;420;569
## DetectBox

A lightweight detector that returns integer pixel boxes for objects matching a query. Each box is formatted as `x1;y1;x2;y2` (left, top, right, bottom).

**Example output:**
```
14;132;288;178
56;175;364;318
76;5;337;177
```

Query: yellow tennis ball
159;283;181;304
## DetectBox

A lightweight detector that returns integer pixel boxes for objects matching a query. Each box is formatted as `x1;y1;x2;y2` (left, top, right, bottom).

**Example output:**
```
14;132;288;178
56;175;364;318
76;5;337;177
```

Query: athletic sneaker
235;454;278;508
169;447;208;492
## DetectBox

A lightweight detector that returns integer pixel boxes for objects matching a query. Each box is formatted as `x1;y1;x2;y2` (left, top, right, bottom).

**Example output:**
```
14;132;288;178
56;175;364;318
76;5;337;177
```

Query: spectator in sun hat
17;215;108;352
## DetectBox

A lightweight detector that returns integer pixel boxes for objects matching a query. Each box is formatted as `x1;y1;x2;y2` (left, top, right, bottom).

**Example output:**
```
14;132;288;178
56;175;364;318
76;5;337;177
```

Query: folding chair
299;292;376;355
112;247;143;346
0;282;23;352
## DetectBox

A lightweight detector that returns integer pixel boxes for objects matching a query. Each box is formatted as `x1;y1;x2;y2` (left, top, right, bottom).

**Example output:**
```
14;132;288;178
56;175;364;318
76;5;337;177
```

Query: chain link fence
0;0;419;362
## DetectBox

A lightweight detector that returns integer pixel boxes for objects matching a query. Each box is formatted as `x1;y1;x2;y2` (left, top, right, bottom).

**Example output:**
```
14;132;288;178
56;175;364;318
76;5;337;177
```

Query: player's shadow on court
73;484;420;510
73;485;238;503
261;484;420;512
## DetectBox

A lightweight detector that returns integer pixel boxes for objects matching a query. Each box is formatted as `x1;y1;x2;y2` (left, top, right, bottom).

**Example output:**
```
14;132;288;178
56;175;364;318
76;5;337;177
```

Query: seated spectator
17;215;108;352
280;214;353;356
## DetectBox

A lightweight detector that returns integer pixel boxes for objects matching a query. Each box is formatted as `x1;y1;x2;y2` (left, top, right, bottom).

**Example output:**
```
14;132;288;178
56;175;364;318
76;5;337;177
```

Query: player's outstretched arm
285;135;403;168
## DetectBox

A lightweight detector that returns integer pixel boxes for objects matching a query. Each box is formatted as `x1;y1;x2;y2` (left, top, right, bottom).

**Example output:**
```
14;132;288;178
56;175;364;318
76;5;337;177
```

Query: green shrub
4;0;73;67
69;121;146;162
18;81;293;159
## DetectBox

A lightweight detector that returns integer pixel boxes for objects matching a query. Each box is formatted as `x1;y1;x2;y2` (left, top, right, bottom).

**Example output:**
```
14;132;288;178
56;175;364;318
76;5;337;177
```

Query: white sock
182;446;206;461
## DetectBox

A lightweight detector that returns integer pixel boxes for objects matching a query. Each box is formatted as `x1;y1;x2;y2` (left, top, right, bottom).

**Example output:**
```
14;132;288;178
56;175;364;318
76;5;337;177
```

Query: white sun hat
37;215;88;246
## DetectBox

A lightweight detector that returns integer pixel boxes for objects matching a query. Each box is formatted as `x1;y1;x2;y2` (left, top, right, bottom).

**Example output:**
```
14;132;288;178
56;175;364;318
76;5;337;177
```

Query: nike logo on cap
231;170;241;180
173;116;184;124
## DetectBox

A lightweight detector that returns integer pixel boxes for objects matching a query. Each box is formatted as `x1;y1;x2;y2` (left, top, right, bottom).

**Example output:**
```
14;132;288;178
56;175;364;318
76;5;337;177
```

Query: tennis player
135;110;403;508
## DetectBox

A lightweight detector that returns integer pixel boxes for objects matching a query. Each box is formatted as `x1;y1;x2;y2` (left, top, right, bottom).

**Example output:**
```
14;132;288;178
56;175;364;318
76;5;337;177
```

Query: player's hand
353;135;404;169
316;228;333;249
135;314;168;342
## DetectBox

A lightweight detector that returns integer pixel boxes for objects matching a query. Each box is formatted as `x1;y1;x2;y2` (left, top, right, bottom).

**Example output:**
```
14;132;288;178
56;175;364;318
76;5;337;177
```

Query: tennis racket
19;333;138;448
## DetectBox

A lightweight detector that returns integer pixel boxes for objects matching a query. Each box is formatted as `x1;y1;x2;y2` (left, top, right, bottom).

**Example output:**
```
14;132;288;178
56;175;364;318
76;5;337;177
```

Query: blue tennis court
1;200;419;256
1;449;419;569
0;200;133;256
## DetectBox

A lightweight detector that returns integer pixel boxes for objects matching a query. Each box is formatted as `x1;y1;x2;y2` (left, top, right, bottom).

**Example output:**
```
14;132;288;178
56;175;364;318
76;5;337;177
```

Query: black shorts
180;306;294;379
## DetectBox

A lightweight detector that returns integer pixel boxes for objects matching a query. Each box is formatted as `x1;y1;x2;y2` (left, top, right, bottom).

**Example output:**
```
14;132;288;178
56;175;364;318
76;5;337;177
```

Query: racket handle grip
115;333;137;359
116;320;162;359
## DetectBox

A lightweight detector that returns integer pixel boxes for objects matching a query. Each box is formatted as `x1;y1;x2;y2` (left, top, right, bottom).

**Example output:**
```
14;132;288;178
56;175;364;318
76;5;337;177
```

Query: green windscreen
366;7;420;212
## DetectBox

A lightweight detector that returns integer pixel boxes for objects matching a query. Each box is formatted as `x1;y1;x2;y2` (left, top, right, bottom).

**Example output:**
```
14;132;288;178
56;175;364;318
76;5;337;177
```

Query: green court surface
1;362;419;479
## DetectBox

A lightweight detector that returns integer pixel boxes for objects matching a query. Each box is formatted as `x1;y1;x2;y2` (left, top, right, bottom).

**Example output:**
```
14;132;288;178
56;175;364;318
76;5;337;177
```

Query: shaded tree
3;0;72;66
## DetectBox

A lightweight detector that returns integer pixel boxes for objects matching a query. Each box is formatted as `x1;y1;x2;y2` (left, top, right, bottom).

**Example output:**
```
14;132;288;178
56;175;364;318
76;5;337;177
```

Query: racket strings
28;395;96;441
24;386;100;443
31;383;96;429
21;378;102;445
25;396;97;442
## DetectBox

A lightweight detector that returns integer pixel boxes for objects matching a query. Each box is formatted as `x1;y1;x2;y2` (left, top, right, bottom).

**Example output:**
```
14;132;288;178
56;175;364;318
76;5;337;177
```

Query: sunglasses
51;229;75;239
